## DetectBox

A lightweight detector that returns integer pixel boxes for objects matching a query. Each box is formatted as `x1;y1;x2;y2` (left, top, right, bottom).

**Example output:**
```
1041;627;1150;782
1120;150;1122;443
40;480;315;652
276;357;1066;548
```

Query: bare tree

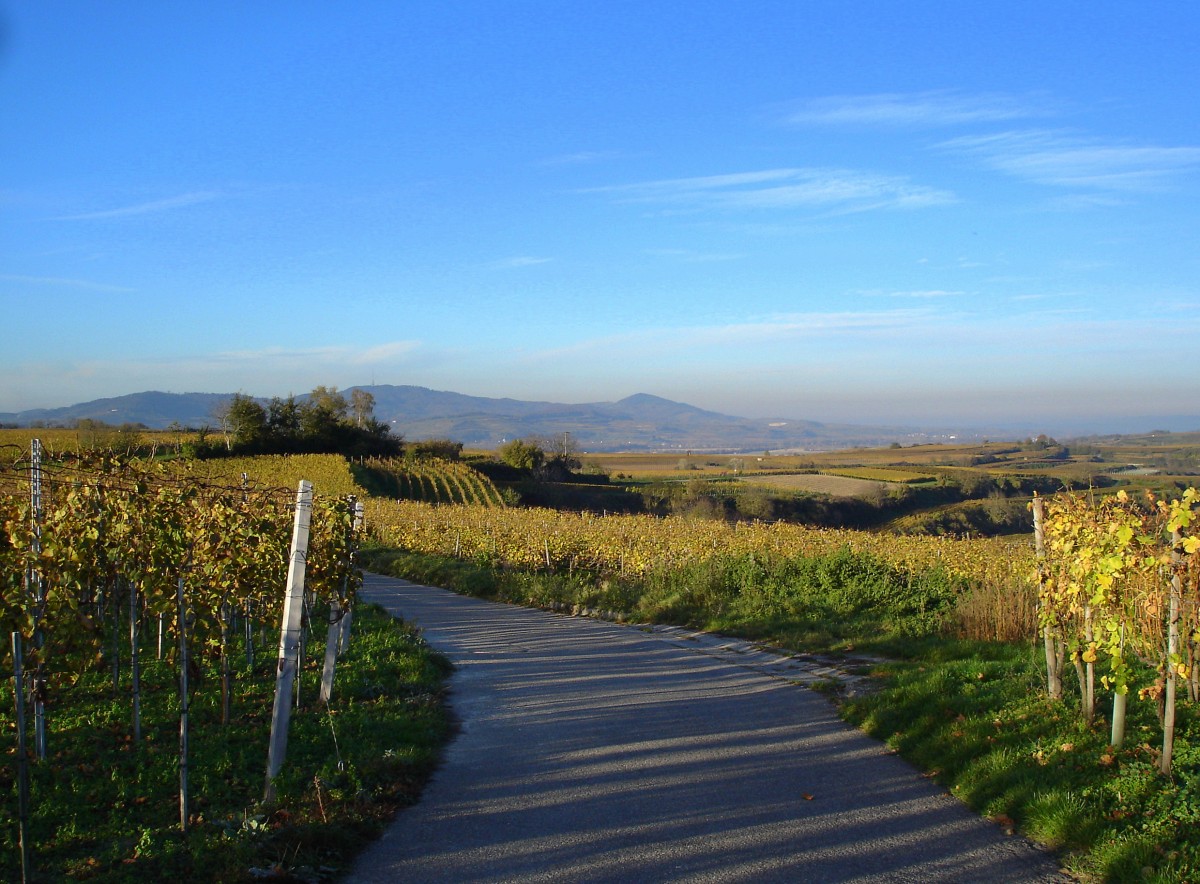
350;389;376;428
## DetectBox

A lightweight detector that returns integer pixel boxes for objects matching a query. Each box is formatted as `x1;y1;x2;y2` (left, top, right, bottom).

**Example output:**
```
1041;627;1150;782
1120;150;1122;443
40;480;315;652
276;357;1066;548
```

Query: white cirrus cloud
585;168;955;214
644;248;744;263
777;90;1052;128
0;274;136;293
872;289;967;299
354;341;422;363
493;256;553;268
537;150;628;166
520;309;952;363
53;191;221;221
940;130;1200;191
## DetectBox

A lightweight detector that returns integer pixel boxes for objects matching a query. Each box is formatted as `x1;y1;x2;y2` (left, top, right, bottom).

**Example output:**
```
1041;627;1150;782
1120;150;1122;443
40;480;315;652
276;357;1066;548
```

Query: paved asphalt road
345;574;1070;883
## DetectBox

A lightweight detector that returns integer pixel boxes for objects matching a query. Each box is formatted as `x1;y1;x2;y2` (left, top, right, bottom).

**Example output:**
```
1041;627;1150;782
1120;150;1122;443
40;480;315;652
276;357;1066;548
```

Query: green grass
841;648;1200;881
361;544;1200;882
0;604;451;882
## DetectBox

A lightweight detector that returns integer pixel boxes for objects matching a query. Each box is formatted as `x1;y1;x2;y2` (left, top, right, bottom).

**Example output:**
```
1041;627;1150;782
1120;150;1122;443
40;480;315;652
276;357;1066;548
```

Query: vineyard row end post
264;480;313;804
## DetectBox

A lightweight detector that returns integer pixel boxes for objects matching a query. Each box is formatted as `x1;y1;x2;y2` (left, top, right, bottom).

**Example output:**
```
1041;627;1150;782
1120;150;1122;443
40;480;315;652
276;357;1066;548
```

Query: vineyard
366;496;1027;584
181;452;369;498
363;484;1200;879
0;444;381;880
353;457;505;507
5;433;1200;880
1035;489;1200;769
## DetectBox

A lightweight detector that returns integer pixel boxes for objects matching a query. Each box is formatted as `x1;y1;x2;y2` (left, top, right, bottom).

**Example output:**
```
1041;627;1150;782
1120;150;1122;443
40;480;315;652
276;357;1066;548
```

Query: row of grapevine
1;446;363;876
181;452;369;498
1034;488;1200;772
362;457;505;507
365;496;1029;588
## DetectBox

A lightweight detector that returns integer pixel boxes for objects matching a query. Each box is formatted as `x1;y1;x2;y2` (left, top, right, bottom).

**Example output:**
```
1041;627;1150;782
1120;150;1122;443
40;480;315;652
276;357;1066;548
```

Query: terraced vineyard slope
354;457;505;507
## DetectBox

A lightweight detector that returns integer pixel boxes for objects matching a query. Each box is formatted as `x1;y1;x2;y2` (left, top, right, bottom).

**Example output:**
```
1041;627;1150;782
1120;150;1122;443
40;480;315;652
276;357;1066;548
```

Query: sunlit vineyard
365;497;1030;586
359;456;505;507
179;452;368;498
0;451;363;674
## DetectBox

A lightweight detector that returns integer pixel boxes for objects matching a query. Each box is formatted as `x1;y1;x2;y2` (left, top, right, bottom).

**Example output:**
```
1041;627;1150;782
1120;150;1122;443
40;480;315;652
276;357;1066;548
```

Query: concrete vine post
1111;623;1127;749
264;481;313;804
1032;498;1063;700
1162;529;1183;775
27;438;48;760
11;632;31;883
177;576;190;832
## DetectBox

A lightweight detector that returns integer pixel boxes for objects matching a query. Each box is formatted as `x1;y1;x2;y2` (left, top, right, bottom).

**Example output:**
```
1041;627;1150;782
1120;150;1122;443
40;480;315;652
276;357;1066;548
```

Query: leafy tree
308;385;348;421
350;389;376;428
409;438;464;461
195;386;401;459
498;438;545;472
226;394;268;450
267;396;302;450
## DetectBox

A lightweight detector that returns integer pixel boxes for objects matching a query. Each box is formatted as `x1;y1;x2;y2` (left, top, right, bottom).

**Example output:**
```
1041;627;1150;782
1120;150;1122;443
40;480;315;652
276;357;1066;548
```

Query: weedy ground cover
361;545;1200;882
1;604;451;882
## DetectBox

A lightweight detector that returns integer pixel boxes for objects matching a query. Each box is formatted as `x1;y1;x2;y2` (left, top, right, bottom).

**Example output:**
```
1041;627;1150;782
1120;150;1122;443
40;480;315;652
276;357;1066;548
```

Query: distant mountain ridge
0;385;944;451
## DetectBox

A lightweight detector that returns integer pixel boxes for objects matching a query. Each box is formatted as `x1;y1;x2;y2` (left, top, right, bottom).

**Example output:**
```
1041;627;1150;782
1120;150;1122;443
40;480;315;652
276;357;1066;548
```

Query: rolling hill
0;386;956;452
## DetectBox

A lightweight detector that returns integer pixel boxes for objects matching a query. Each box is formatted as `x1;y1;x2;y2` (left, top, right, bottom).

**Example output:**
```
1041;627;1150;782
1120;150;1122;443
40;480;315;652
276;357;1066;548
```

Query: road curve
345;573;1069;883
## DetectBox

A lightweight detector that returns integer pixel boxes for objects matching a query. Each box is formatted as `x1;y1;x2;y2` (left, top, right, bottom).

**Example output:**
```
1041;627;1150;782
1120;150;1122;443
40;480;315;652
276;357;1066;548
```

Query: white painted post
1162;530;1183;775
28;439;47;760
264;481;313;803
319;497;363;699
337;500;363;658
177;577;190;832
318;599;341;705
12;633;31;882
338;607;353;658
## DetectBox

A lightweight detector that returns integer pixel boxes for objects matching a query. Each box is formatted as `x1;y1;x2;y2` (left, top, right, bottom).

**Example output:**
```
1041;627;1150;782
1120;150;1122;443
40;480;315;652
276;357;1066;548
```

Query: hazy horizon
3;384;1197;440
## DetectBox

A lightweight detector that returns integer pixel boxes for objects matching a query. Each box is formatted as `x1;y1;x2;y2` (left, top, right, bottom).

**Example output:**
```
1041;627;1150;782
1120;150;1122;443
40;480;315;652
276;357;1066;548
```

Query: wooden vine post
264;481;313;804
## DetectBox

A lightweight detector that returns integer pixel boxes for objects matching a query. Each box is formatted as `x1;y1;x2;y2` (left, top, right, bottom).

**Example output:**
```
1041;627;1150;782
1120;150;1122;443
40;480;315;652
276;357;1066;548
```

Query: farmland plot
736;473;886;497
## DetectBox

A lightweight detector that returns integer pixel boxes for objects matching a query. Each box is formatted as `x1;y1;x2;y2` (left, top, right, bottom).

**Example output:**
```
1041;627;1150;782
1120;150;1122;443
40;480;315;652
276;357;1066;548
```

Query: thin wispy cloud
941;130;1200;191
644;248;744;263
355;341;422;363
861;289;967;299
493;256;553;268
523;309;953;363
538;150;628;166
586;168;955;214
54;191;220;220
0;274;135;293
212;341;421;367
778;90;1051;128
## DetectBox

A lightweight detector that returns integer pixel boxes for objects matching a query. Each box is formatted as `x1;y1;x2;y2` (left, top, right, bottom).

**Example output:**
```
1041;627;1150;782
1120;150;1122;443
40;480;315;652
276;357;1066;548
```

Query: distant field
822;467;937;483
736;473;885;497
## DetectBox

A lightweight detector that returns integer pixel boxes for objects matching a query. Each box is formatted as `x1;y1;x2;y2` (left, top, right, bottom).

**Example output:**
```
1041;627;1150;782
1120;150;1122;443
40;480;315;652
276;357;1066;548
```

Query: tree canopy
206;387;400;458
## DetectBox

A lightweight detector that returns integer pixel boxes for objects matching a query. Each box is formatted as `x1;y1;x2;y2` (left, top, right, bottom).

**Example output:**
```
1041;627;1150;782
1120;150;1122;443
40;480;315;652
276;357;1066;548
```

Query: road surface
345;573;1068;883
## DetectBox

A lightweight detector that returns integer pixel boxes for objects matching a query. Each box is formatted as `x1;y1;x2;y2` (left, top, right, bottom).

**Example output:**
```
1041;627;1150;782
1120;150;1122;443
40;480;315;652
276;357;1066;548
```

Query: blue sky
2;2;1198;435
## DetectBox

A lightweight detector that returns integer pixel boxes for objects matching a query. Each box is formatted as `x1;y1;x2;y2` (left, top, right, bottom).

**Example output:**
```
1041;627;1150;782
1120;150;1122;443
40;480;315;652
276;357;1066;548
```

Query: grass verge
1;603;451;882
